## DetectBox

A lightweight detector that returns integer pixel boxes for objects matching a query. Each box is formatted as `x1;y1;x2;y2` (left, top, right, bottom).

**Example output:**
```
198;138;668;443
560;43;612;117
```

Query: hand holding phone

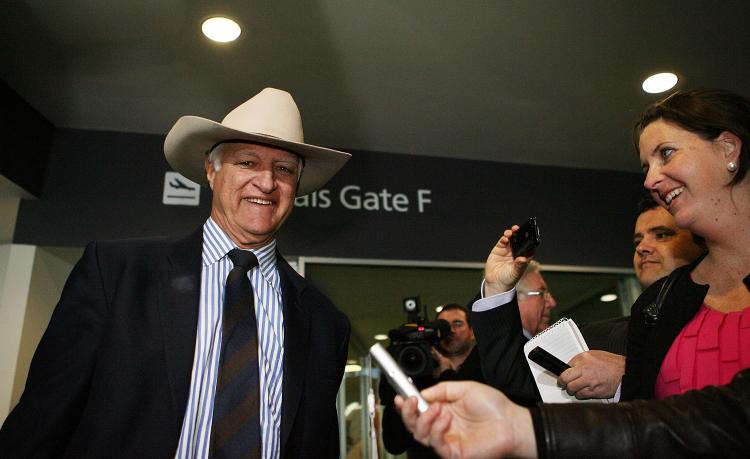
370;343;429;413
510;217;541;258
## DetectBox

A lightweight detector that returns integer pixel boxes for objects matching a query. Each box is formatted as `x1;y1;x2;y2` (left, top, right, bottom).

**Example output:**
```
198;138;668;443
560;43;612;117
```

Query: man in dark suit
0;88;352;458
469;230;542;406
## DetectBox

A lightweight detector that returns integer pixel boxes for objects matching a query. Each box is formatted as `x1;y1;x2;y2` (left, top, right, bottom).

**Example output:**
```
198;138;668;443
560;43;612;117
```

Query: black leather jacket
531;362;750;457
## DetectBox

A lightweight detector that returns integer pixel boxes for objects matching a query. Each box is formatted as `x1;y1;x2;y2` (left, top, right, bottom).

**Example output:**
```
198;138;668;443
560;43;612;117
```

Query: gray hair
207;143;226;172
516;260;542;293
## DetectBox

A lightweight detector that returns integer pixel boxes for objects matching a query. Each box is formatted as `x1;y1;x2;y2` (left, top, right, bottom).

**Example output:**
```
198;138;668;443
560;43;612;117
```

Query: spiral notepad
523;318;608;403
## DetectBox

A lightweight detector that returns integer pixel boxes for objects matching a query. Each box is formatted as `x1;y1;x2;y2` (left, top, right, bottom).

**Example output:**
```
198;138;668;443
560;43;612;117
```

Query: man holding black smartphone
467;224;544;406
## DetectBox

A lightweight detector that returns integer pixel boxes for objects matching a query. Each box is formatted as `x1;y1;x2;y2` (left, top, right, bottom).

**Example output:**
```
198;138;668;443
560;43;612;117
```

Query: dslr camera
386;296;451;378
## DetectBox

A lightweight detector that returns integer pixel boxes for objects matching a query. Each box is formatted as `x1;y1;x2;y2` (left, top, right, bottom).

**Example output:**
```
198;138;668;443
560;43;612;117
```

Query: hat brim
164;116;351;196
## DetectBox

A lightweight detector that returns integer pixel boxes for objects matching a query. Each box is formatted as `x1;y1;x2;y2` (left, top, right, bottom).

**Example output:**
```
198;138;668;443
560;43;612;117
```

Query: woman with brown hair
625;88;750;400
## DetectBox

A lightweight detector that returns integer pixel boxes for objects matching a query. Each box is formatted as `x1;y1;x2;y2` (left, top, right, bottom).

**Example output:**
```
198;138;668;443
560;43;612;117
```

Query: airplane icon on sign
163;172;200;206
169;177;196;191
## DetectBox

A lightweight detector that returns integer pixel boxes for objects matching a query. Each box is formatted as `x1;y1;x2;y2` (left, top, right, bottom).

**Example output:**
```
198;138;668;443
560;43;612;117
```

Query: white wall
0;244;36;418
0;245;80;421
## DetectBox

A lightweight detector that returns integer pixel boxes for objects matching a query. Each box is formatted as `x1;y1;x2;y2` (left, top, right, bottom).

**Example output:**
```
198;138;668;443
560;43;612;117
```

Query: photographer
380;304;485;458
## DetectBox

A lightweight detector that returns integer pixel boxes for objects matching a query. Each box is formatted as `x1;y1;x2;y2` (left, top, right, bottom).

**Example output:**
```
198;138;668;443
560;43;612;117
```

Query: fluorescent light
600;293;618;303
374;334;388;341
202;17;241;43
642;72;678;94
345;364;362;373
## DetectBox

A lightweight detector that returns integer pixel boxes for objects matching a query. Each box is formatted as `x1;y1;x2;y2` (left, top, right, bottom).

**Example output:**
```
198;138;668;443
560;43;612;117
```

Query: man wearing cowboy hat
0;88;351;458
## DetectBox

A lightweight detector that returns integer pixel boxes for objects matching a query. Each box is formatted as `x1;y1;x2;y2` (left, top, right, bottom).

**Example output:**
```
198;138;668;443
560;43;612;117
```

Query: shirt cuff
612;382;622;402
472;280;516;312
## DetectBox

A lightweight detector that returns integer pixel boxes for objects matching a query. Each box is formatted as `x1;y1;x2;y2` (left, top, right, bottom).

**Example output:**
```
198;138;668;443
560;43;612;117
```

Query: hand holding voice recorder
370;343;429;413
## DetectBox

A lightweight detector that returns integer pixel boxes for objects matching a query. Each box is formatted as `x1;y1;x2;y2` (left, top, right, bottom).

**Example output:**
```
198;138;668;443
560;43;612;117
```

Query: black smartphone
510;217;541;258
527;346;570;376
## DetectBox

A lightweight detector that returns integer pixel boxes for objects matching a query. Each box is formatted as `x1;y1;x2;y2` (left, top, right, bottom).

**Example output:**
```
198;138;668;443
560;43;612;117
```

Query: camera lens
398;345;427;376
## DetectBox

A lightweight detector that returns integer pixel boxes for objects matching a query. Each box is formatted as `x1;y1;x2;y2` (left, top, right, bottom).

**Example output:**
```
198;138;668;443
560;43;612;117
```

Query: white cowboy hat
164;87;351;196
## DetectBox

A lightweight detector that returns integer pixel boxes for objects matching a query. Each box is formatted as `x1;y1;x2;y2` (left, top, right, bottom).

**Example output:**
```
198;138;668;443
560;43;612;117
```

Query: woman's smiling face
639;118;738;234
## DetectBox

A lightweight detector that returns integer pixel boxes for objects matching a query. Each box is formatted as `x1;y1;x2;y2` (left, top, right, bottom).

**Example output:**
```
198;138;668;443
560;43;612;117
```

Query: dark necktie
211;248;261;459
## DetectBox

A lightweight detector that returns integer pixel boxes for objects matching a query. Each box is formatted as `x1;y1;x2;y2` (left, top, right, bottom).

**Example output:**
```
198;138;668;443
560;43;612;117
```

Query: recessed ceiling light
642;72;678;94
345;364;362;373
435;306;443;313
201;17;241;43
374;334;388;341
600;293;618;302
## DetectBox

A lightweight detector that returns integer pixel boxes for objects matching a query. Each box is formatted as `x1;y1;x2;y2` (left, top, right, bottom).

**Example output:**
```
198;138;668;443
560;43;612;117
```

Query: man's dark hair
637;194;659;217
634;88;750;185
635;194;707;250
438;303;471;328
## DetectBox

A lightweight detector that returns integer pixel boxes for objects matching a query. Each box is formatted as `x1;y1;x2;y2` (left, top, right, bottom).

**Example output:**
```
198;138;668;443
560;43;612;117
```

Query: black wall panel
15;128;644;267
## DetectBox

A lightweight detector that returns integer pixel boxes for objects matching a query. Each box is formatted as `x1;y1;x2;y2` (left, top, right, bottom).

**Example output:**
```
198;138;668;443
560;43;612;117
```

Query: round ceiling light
374;334;388;341
202;17;241;43
600;293;618;303
642;72;678;94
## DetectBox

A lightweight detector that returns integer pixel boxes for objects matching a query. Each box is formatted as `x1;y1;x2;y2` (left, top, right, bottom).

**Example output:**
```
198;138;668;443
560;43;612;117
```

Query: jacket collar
276;253;312;454
158;227;203;430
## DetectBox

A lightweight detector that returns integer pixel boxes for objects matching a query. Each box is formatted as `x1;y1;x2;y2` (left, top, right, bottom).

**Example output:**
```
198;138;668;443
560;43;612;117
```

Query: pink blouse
655;304;750;399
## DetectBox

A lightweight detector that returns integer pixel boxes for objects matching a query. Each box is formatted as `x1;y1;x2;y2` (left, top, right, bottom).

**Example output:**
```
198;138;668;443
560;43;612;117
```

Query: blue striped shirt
175;218;285;459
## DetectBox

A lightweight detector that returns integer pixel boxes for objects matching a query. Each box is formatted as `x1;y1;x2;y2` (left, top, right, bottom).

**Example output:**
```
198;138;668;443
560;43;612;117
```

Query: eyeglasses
519;288;553;299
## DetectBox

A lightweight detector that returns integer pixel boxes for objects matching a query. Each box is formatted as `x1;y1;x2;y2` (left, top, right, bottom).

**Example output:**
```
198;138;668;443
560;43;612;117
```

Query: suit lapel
158;228;203;426
277;255;311;454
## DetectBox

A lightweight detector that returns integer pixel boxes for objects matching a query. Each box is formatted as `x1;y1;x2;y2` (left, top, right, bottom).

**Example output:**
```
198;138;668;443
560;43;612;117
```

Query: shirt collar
202;217;278;280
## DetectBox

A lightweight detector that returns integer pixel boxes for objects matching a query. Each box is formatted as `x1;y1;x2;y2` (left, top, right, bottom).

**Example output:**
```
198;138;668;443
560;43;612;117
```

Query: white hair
517;260;542;292
207;143;225;172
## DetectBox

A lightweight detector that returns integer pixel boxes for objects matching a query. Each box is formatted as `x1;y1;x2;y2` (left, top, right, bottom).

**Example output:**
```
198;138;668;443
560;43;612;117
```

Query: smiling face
639;119;742;235
632;206;705;288
206;142;300;249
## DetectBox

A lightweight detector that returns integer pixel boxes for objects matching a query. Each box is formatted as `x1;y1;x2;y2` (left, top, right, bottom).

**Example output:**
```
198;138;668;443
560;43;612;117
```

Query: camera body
386;297;451;378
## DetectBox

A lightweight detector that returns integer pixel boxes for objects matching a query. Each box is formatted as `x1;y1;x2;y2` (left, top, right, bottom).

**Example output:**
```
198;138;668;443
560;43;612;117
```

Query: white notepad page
523;318;609;403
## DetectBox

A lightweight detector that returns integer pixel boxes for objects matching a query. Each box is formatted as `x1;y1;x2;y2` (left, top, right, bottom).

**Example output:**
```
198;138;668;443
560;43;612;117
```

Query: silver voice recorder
370;342;429;413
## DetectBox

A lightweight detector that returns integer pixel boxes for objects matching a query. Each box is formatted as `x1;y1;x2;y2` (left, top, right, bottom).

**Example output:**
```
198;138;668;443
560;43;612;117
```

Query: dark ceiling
3;0;750;175
3;1;748;354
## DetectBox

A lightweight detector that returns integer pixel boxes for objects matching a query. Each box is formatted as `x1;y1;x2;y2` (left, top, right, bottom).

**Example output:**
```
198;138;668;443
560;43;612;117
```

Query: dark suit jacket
579;316;629;356
470;297;541;406
0;228;350;458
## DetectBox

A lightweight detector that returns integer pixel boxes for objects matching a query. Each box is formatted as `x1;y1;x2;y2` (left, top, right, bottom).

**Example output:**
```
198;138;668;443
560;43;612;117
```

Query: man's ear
204;156;215;190
717;131;743;162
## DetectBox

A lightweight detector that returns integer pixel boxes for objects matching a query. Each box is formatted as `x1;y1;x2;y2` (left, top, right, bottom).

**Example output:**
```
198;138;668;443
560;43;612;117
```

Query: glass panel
339;358;403;459
543;271;640;324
